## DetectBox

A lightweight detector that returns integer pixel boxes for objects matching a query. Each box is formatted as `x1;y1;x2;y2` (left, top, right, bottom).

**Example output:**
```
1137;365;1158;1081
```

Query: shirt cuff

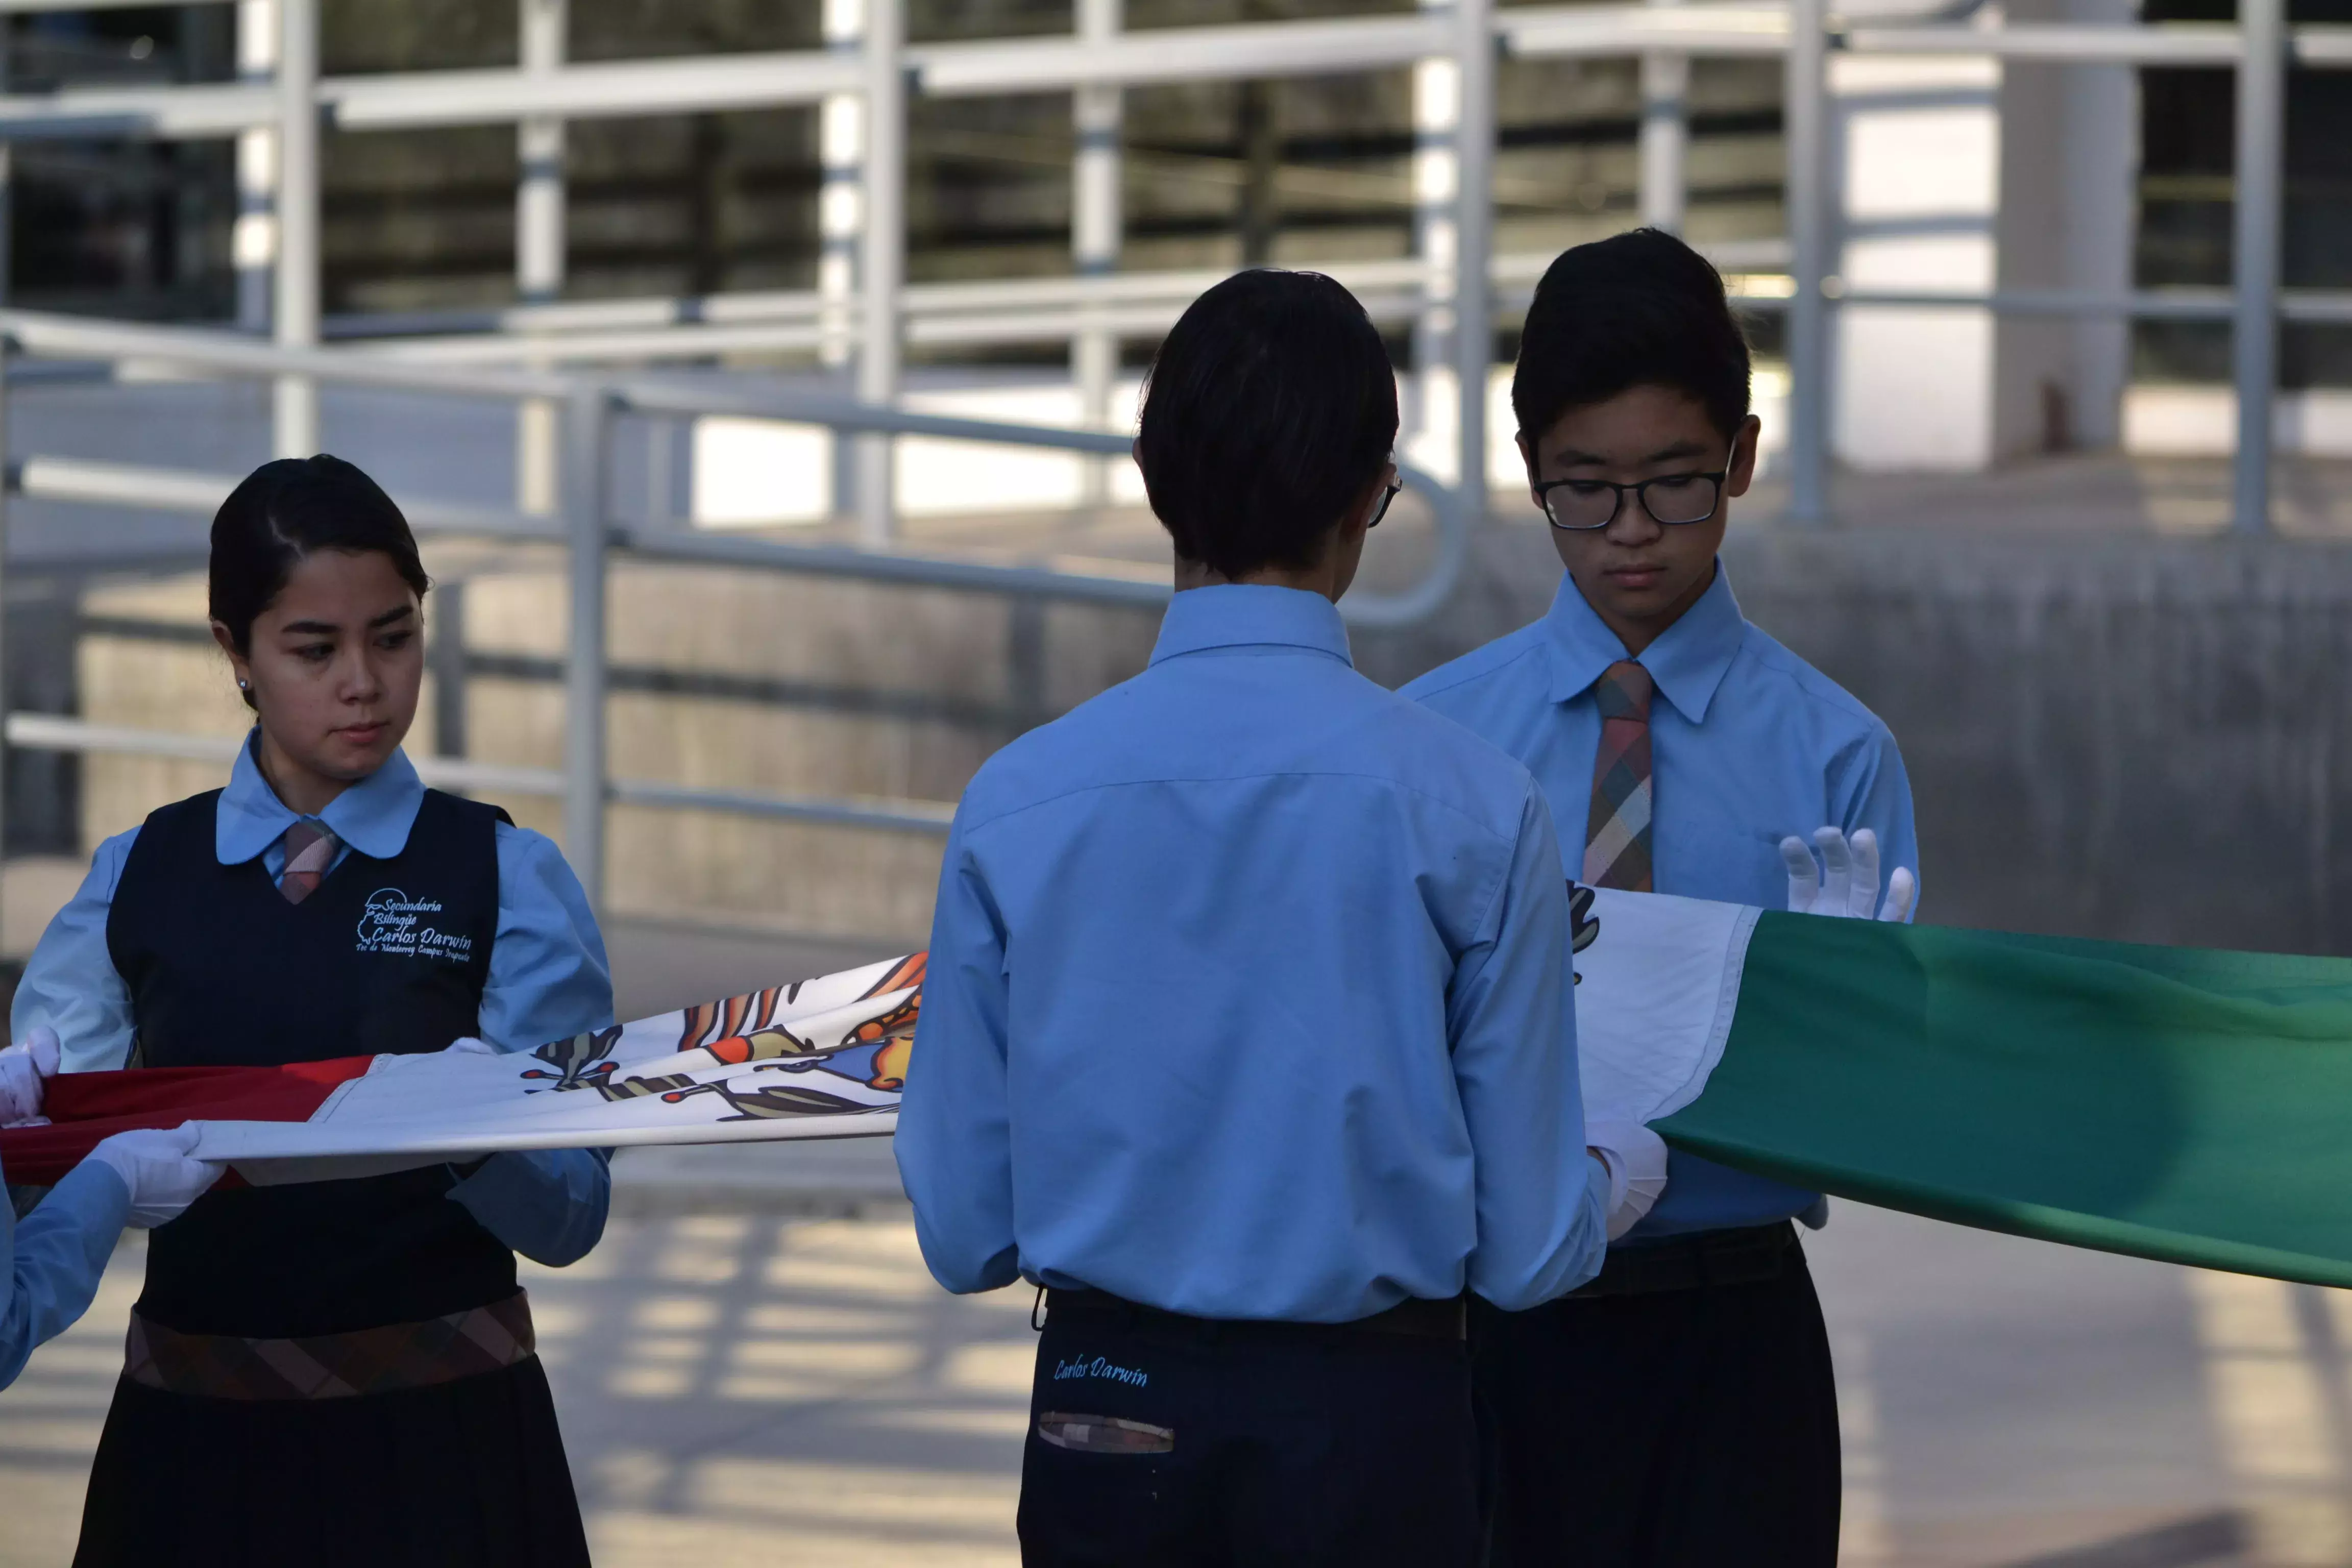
48;1158;133;1235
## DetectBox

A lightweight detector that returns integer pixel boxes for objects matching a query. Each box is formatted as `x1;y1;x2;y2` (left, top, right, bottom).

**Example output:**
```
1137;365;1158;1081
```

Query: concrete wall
1359;524;2352;957
54;557;1160;949
33;504;2352;960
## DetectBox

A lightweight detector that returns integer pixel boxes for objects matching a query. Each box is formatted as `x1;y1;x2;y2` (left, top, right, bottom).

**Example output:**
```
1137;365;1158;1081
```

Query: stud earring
237;679;250;692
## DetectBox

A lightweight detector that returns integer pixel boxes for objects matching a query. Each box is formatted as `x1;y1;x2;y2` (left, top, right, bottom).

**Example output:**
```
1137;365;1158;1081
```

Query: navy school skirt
70;1355;591;1568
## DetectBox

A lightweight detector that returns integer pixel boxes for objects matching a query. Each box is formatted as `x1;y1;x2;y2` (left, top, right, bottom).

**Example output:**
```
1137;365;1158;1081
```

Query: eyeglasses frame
1531;470;1729;533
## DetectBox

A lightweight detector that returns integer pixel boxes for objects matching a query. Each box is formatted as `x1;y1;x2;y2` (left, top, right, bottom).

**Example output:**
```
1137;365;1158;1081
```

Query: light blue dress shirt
896;584;1610;1321
11;737;616;1267
0;1156;130;1387
1404;565;1919;1241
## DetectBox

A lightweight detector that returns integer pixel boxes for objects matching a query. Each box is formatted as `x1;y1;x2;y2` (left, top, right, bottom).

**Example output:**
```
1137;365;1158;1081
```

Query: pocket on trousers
1036;1411;1176;1454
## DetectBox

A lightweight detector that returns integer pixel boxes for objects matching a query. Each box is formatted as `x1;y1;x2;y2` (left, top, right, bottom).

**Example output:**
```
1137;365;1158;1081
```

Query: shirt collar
214;731;427;866
1148;584;1354;668
1542;562;1746;723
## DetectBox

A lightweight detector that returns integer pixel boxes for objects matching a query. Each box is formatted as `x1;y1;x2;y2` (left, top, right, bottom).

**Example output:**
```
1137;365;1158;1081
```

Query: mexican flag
10;893;2352;1292
0;954;923;1189
1582;888;2352;1289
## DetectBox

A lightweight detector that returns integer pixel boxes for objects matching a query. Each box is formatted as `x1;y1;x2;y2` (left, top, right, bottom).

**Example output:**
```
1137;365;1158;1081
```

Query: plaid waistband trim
126;1291;535;1401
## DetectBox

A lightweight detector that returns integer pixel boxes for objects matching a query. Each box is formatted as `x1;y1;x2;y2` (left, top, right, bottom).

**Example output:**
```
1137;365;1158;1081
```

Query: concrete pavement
3;924;2346;1565
2;1203;2341;1567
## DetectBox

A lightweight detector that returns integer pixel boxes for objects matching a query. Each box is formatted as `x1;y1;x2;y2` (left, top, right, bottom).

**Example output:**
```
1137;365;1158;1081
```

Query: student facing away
896;268;1665;1567
13;455;614;1568
1403;229;1920;1565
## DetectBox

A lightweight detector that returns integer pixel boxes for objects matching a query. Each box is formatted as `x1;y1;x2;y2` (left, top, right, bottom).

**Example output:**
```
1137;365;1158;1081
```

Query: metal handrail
327;247;1801;365
2;716;963;836
0;310;569;402
0;308;1471;623
330;283;2352;363
0;307;1108;454
0;14;2343;144
10;455;561;541
1708;286;2352;324
0;309;1475;888
6;451;1178;605
319;244;1799;351
10;445;1465;625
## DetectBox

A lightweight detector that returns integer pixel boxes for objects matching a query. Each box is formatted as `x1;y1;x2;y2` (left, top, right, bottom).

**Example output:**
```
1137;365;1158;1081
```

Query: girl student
12;454;614;1568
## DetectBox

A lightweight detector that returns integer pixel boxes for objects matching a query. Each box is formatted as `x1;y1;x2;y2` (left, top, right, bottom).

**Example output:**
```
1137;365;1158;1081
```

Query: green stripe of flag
1654;913;2352;1287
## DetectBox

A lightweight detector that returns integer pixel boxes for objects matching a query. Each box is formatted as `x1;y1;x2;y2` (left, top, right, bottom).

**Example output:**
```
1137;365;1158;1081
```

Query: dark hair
209;453;430;663
1511;228;1752;446
1136;269;1398;580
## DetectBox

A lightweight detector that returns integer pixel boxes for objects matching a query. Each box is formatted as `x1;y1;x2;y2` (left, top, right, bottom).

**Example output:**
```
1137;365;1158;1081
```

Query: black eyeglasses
1368;479;1403;529
1533;472;1726;532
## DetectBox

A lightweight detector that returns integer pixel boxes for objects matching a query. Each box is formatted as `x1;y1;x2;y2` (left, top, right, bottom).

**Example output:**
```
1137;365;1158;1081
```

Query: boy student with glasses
1403;228;1921;1566
896;267;1665;1567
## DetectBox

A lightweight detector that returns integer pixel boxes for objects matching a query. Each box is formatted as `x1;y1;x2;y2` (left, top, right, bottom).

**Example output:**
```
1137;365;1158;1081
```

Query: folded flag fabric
1576;888;2352;1290
0;953;922;1188
1;1058;376;1185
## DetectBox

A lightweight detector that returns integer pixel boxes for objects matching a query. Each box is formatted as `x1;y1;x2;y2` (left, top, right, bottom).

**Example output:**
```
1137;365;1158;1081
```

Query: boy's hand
1780;827;1916;923
1586;1122;1669;1240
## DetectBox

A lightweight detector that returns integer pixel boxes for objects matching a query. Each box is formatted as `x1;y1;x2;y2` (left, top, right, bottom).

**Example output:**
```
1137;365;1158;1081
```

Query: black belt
1564;1221;1799;1299
1045;1287;1466;1342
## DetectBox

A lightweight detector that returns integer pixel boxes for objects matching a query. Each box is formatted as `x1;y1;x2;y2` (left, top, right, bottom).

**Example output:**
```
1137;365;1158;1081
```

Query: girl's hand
0;1025;61;1127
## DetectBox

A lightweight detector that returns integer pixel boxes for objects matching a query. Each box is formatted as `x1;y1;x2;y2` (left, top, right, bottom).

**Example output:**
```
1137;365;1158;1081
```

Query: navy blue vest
106;788;518;1337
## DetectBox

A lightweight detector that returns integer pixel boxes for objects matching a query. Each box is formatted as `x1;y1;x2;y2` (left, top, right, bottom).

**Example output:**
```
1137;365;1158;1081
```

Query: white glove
84;1125;225;1229
1780;826;1916;922
1585;1121;1670;1241
0;1025;60;1127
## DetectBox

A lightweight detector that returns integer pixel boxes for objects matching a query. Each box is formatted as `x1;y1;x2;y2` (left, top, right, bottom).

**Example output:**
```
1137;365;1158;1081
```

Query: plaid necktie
278;820;339;905
1582;660;1655;892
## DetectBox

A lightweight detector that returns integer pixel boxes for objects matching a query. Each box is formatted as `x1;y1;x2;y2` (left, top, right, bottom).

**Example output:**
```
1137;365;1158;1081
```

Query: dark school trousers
1472;1223;1842;1568
1017;1291;1480;1568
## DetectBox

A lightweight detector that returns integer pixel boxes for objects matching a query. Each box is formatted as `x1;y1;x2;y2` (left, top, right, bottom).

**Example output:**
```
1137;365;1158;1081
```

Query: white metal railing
0;307;1473;904
0;0;2341;911
0;1;2338;536
313;249;1807;366
0;715;961;835
2;8;2344;131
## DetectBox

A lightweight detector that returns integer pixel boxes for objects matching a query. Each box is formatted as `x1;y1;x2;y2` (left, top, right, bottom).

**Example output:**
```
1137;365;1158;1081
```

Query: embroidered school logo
1053;1355;1149;1388
356;888;475;963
